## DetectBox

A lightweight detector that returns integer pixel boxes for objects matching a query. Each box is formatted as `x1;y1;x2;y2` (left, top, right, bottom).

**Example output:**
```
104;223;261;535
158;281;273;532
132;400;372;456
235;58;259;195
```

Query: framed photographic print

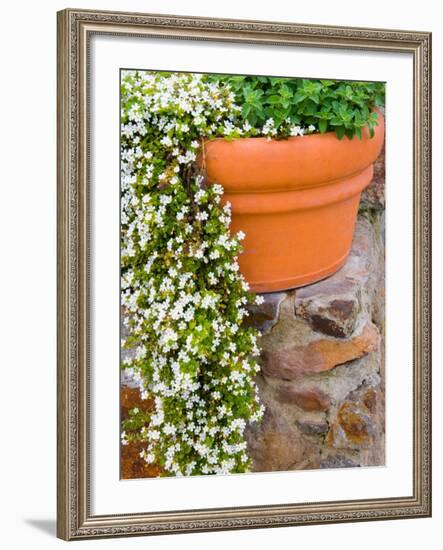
57;8;431;540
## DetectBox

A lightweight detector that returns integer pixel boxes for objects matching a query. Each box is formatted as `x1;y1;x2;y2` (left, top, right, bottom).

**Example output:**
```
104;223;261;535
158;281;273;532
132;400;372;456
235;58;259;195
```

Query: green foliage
209;74;385;139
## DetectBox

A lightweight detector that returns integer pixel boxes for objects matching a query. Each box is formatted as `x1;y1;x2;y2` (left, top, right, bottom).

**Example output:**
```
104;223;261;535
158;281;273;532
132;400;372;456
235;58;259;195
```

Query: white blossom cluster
120;70;266;477
261;117;316;139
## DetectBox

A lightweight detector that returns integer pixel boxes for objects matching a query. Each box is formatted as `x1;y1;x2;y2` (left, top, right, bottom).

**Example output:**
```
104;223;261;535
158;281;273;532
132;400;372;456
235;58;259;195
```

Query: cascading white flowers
120;70;266;476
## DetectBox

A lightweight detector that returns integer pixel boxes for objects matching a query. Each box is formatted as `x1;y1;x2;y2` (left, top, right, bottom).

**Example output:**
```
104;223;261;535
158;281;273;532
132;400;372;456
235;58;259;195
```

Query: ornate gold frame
57;8;431;540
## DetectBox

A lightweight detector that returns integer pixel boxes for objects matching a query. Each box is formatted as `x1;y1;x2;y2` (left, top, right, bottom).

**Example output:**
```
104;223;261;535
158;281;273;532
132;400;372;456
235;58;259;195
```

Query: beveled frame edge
56;7;432;541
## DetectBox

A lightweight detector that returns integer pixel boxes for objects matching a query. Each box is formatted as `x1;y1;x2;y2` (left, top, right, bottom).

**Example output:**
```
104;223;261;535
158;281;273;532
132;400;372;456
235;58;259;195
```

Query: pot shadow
24;518;56;537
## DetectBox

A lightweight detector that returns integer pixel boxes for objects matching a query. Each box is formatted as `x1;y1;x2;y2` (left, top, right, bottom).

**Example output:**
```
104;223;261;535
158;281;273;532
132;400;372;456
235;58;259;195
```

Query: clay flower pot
202;113;384;293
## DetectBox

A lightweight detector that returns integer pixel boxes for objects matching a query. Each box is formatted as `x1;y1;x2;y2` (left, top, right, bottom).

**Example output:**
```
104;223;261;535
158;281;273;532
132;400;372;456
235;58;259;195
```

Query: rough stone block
246;408;319;472
295;291;360;338
245;291;287;334
276;385;331;411
326;401;373;449
261;322;380;379
296;420;329;436
325;381;384;463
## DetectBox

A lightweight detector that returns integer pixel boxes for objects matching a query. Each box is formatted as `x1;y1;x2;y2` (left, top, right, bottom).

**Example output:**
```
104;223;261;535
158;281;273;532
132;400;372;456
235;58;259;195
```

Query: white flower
161;328;178;345
196;211;208;221
262;117;277;136
195;189;206;202
201;294;218;309
160;135;173;147
159;194;172;206
147;429;160;441
163;423;177;436
212;183;224;195
290;125;307;137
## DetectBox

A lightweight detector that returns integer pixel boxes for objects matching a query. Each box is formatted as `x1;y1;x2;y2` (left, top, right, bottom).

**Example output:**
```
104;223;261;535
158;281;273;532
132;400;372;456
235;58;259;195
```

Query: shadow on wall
24;519;56;537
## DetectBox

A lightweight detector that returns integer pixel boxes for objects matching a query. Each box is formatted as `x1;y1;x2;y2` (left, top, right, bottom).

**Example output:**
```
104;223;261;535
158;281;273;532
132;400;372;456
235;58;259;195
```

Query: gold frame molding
57;8;432;541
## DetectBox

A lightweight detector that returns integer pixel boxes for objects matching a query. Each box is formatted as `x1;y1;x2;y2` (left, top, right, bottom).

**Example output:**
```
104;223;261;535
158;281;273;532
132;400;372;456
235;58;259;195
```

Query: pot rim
201;111;385;192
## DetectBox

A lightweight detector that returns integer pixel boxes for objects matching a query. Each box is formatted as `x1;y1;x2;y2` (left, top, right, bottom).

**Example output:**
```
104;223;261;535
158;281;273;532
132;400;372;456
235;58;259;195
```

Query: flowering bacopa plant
120;70;266;476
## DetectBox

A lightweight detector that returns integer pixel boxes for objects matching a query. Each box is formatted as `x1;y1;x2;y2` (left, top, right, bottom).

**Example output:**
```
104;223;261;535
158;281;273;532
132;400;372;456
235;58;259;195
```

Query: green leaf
319;119;328;133
279;84;292;99
242;104;252;118
266;95;283;105
335;126;346;139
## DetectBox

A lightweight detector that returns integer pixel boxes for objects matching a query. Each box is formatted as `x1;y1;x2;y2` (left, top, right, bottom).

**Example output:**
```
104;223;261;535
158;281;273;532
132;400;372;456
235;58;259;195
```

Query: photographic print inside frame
120;69;386;479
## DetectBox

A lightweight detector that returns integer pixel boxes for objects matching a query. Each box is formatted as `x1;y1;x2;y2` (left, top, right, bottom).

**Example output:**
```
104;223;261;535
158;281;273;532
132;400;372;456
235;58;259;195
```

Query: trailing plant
120;71;265;476
210;75;385;140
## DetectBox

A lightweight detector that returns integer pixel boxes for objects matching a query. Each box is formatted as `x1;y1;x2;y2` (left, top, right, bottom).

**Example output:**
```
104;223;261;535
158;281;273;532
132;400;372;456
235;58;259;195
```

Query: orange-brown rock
121;441;163;479
326;401;372;449
121;386;154;418
276;385;330;411
362;387;377;413
261;322;380;379
337;402;371;444
120;386;162;479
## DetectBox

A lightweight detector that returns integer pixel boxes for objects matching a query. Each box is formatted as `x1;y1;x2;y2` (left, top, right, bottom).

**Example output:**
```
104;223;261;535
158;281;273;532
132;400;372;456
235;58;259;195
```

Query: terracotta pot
202;113;384;293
